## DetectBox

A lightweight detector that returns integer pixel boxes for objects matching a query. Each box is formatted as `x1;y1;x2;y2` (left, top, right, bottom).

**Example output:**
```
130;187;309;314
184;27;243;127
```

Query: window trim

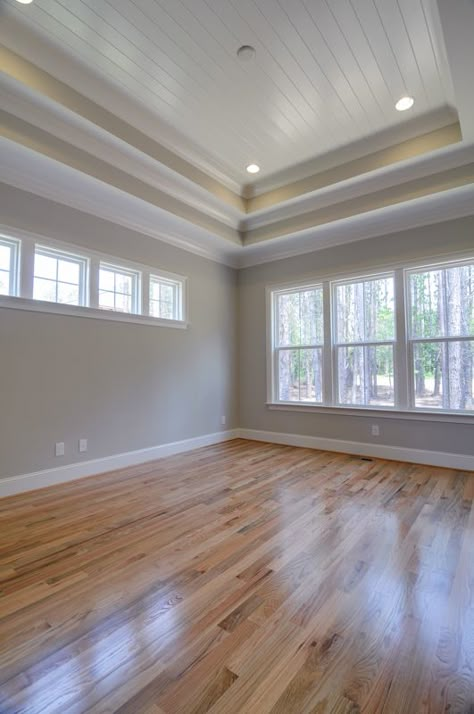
0;235;20;297
267;251;474;422
0;227;188;328
272;283;325;404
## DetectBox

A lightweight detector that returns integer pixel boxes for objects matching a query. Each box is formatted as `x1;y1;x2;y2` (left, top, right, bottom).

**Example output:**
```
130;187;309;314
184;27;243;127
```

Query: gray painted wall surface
239;216;474;458
0;185;239;479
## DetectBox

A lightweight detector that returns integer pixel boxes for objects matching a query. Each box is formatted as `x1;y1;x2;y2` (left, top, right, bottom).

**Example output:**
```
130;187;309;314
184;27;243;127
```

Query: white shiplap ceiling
3;0;454;187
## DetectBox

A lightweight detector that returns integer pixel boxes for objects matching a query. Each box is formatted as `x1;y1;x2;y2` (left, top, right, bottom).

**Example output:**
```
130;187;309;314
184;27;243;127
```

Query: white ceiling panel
3;0;454;185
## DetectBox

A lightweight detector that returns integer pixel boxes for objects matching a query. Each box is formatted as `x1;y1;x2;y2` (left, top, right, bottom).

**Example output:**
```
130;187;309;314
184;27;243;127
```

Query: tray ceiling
1;0;455;186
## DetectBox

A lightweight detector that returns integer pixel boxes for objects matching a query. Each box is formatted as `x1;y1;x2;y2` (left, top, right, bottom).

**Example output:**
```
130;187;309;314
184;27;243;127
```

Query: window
334;274;395;407
274;285;324;402
269;256;474;417
149;275;182;320
0;237;19;296
99;263;140;314
407;261;474;411
33;246;87;306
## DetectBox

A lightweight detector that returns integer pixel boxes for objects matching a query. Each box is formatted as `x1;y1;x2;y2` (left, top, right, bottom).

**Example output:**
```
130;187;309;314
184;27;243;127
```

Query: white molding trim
0;430;240;498
239;429;474;471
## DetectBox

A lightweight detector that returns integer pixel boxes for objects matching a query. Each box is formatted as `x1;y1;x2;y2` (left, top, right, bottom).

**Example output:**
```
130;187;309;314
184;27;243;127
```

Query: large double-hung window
269;256;474;416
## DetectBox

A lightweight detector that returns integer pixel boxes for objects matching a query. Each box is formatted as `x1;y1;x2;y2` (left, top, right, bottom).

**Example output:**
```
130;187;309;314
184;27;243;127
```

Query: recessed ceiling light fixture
237;45;256;62
246;163;260;174
395;96;415;111
15;0;34;4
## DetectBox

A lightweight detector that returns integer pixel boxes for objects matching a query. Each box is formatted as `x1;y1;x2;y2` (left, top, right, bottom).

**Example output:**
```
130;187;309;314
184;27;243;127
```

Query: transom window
149;275;182;320
274;286;324;403
0;237;19;297
334;274;395;407
33;246;87;306
269;257;474;415
98;263;140;314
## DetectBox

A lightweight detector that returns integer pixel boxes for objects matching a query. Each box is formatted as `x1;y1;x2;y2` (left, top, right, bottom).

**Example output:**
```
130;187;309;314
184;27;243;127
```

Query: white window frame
272;283;325;404
149;274;184;321
405;257;474;414
267;252;474;424
332;272;397;409
33;244;88;307
0;227;187;329
0;235;20;297
98;261;141;315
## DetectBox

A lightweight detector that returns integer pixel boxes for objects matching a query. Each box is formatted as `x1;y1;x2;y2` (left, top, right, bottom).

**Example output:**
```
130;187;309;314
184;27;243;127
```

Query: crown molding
0;139;241;268
237;183;474;267
0;74;243;232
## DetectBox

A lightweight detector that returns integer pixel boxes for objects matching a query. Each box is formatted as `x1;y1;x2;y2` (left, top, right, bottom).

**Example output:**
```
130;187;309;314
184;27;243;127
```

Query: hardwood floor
1;439;473;713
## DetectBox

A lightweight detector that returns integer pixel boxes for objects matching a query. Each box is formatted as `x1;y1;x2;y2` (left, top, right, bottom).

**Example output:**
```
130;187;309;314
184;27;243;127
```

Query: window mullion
395;268;409;409
89;257;100;309
142;272;150;317
323;281;333;405
19;239;35;299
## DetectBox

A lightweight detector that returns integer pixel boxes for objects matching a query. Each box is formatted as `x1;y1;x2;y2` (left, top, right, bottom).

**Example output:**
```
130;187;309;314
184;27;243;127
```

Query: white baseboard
238;429;474;471
0;430;240;498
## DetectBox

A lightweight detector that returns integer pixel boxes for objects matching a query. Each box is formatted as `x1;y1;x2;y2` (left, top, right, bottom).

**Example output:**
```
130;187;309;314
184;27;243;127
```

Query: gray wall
239;216;474;457
0;185;239;479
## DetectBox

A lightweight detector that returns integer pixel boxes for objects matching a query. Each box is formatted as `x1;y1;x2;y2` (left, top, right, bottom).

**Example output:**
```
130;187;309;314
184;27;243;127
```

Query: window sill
0;295;188;329
266;402;474;424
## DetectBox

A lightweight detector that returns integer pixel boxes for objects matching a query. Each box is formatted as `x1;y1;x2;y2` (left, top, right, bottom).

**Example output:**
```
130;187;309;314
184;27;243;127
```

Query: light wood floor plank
0;439;473;713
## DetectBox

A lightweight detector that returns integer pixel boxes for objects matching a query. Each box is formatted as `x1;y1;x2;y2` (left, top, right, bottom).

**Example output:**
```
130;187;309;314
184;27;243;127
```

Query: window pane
98;290;115;310
278;292;301;347
58;259;80;284
35;254;57;280
301;289;324;345
364;277;395;341
448;340;474;410
150;280;161;301
299;348;323;403
338;345;394;406
410;264;474;339
278;349;300;401
160;283;174;303
57;282;79;305
413;342;446;409
0;269;10;295
99;269;115;291
336;276;394;343
115;273;132;295
33;277;57;302
445;264;474;338
277;287;323;347
0;245;10;271
114;291;132;313
414;341;474;411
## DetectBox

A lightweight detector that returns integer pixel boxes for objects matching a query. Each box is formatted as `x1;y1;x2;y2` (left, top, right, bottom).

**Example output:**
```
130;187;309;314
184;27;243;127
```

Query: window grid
149;275;181;321
270;258;474;416
98;263;140;315
332;274;396;409
274;285;324;404
33;247;87;306
406;261;474;412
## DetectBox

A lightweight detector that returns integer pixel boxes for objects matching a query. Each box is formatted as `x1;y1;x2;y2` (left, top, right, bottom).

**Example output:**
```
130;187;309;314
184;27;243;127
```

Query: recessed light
15;0;34;4
246;163;260;174
237;45;256;62
395;96;414;111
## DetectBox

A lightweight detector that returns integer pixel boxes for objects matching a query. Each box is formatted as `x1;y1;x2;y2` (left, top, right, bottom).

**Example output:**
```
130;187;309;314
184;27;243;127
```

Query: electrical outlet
79;438;88;453
55;442;65;457
221;415;226;426
371;424;380;437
